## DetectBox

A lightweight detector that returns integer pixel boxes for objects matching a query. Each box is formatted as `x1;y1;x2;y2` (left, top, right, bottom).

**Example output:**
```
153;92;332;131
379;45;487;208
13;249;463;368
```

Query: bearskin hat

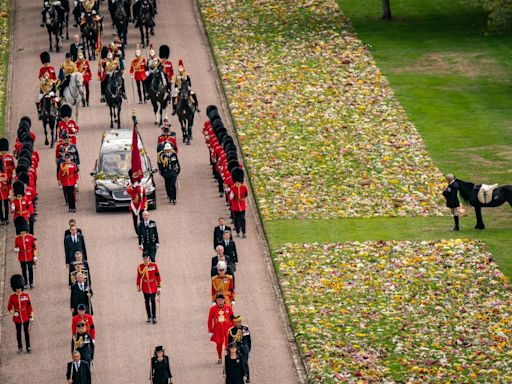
222;136;234;148
13;180;25;196
16;163;29;176
10;274;25;291
0;138;9;151
208;110;221;125
101;46;109;59
228;159;240;172
232;167;244;183
227;152;238;163
20;116;31;128
40;51;51;65
217;131;228;145
0;158;4;172
159;44;170;60
17;172;30;185
14;216;29;235
214;127;228;138
206;105;218;117
60;104;73;118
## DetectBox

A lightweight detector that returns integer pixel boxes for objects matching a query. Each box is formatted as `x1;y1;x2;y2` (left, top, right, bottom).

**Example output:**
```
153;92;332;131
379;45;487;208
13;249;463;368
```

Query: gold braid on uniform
157;151;169;168
73;334;85;350
229;327;243;342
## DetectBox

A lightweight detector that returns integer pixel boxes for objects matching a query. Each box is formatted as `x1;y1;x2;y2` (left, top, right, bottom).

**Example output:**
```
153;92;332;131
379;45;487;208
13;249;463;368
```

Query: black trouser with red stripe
143;292;156;319
15;321;30;349
63;186;76;210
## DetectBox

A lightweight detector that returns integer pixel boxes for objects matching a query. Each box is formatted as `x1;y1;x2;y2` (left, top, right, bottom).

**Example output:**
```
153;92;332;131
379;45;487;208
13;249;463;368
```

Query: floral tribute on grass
199;0;446;219
275;240;512;383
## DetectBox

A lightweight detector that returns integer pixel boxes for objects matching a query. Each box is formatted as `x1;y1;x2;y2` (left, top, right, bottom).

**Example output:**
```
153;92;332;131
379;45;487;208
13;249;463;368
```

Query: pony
42;2;61;52
62;71;84;119
149;67;169;126
40;94;60;147
176;80;197;145
105;71;124;129
456;178;512;229
80;12;100;60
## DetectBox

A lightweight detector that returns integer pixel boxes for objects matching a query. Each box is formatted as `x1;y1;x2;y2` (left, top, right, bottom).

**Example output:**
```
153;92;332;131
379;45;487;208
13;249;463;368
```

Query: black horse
59;0;70;40
40;94;60;148
80;12;100;60
41;3;61;52
105;71;124;129
113;0;129;45
176;81;196;145
456;179;512;229
138;1;155;48
149;67;169;126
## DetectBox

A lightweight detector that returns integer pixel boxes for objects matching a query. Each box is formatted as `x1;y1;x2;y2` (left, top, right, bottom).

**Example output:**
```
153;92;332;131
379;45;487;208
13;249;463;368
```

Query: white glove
14;247;20;252
157;287;161;294
209;333;213;338
231;301;235;305
33;256;38;262
74;184;78;188
211;302;215;306
139;245;144;250
92;339;95;344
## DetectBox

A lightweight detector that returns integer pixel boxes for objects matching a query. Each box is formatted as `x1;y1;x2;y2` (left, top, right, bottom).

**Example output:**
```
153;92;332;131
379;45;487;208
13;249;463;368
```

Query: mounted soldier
158;45;173;101
143;46;159;99
59;52;78;97
171;59;199;115
97;46;109;102
76;50;92;106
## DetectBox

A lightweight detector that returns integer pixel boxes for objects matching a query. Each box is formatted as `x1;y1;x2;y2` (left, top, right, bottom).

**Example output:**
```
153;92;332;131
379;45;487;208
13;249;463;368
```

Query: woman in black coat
224;342;246;384
151;346;173;384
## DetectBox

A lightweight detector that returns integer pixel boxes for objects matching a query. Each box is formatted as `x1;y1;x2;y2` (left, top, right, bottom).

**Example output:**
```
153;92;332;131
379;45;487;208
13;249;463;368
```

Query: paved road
0;1;301;383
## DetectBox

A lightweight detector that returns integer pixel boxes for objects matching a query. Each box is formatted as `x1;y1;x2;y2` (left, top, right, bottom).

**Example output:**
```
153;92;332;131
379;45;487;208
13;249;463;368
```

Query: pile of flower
0;0;9;135
274;240;512;383
199;0;445;219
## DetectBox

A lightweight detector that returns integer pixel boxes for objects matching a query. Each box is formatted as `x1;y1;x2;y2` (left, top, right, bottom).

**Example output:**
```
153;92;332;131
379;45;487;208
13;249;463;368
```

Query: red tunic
157;134;178;153
0;153;15;181
130;57;147;81
229;184;248;211
76;59;92;83
207;304;234;344
11;197;30;221
58;162;79;186
136;262;161;294
161;60;174;81
15;233;37;263
24;186;36;216
7;292;33;324
97;59;107;82
0;172;11;200
127;184;147;213
39;64;57;80
72;313;96;339
58;119;79;145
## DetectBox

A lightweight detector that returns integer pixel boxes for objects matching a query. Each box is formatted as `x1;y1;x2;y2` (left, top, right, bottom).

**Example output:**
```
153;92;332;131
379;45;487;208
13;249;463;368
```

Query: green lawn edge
0;2;11;136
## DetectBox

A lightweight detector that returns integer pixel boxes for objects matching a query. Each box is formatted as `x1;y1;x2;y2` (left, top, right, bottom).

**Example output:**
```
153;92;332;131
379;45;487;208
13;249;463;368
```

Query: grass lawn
0;2;10;136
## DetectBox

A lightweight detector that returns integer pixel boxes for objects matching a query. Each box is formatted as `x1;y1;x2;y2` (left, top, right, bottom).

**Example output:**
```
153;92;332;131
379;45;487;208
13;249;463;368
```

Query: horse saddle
477;183;498;204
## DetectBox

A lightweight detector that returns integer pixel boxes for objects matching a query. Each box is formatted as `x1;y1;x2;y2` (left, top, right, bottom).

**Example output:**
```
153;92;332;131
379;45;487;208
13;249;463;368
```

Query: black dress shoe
147;318;152;323
26;347;31;353
152;318;157;324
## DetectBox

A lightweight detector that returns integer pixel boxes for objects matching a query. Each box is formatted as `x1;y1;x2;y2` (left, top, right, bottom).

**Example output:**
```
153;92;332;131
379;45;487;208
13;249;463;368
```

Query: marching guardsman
0;159;11;225
136;254;161;324
211;261;235;306
98;46;109;102
16;172;36;234
14;217;37;289
59;52;79;97
76;50;92;106
58;105;79;145
138;210;160;262
171;59;200;115
127;169;148;234
58;153;79;213
159;44;173;99
38;51;57;80
7;274;34;354
11;180;30;223
72;322;94;363
208;293;234;364
130;46;148;103
442;173;461;231
228;315;252;383
0;137;15;183
157;120;178;153
157;143;180;204
72;303;96;342
229;168;248;238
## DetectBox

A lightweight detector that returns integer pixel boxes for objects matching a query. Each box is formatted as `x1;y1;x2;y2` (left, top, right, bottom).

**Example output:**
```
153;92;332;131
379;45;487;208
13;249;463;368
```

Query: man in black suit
211;245;235;287
442;173;461;231
64;218;83;239
70;273;93;316
138;211;159;262
66;350;92;384
220;231;238;265
69;34;85;61
213;217;231;249
65;224;87;266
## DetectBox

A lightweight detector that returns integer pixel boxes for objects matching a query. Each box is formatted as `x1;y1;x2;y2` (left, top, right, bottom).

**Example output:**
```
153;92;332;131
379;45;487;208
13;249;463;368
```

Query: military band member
66;350;92;384
72;322;94;363
157;143;180;204
171;59;200;115
59;52;79;97
130;46;148;103
138;210;160;262
442;173;461;231
136;254;161;324
76;50;92;106
128;169;148;234
229;168;248;238
14;217;37;289
208;293;234;363
58;153;79;212
228;315;252;383
212;261;235;306
7;274;34;353
70;272;93;316
58;104;79;145
71;303;96;341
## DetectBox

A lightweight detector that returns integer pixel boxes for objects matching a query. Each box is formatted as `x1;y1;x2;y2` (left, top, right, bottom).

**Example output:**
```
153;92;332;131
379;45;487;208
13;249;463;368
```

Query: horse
138;1;155;48
113;0;129;45
40;94;60;148
149;67;169;126
104;71;124;129
80;12;99;60
456;178;512;229
42;3;61;52
62;71;84;119
176;81;196;145
59;0;70;40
